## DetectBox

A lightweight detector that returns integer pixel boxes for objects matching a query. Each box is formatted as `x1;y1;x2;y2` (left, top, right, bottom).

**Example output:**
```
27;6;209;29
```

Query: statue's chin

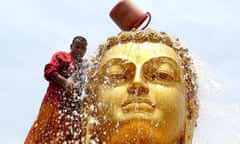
94;120;180;144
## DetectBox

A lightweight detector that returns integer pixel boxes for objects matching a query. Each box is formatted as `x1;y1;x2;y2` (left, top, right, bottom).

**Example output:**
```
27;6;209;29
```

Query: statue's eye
103;64;128;86
103;73;127;86
109;73;127;81
151;71;174;82
142;58;179;85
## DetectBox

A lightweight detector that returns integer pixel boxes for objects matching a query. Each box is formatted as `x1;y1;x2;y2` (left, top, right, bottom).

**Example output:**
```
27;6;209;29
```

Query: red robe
43;51;75;107
25;51;85;144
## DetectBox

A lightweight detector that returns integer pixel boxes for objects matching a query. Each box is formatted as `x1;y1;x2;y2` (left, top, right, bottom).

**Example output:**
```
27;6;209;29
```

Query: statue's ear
182;118;196;144
85;116;98;144
85;117;92;144
80;96;96;144
183;102;198;144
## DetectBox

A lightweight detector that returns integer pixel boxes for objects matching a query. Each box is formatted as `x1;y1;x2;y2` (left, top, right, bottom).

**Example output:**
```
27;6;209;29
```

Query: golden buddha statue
81;28;199;144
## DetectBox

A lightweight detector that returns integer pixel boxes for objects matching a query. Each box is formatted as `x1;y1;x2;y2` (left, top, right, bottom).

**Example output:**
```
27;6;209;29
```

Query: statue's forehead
101;42;179;66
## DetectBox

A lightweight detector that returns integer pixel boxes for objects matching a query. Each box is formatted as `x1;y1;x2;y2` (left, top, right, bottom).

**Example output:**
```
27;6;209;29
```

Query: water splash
192;53;240;143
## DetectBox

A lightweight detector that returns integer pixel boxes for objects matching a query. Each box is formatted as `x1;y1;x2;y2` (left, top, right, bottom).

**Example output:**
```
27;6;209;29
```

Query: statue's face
95;42;186;142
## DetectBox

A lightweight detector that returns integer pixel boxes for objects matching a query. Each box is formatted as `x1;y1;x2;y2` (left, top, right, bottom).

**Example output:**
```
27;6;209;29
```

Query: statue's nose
127;82;149;96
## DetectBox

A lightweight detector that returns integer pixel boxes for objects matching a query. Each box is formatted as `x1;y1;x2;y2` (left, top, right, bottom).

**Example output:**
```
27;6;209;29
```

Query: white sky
0;0;239;143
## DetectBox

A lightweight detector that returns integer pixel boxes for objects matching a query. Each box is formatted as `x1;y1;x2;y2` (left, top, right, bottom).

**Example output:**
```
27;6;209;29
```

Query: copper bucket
110;0;151;31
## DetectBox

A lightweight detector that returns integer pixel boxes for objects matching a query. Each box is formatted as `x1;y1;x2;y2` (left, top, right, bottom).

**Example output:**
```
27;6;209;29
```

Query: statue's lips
121;98;155;113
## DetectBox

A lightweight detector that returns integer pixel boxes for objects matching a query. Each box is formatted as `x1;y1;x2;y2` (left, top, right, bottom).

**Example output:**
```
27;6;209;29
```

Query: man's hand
54;74;77;97
64;79;77;97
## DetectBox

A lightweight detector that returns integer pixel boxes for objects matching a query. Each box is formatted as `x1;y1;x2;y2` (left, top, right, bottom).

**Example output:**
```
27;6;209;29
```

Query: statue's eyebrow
144;56;179;69
102;58;133;68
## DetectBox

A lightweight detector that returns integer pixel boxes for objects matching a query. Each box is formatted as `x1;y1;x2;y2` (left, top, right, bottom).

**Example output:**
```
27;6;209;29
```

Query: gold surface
83;29;199;144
